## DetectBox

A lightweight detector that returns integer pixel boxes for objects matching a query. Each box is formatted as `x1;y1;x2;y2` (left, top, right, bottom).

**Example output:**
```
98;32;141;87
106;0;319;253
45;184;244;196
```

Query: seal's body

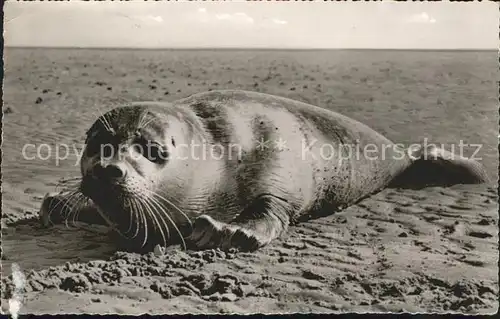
40;90;490;252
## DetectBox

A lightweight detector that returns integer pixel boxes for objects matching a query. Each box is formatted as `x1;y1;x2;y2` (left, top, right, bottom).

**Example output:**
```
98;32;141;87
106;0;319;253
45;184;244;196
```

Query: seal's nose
95;163;127;180
105;164;126;179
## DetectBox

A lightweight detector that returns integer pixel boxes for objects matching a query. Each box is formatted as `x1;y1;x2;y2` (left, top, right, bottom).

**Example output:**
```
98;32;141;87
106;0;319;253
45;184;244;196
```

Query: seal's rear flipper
187;194;291;252
389;146;490;189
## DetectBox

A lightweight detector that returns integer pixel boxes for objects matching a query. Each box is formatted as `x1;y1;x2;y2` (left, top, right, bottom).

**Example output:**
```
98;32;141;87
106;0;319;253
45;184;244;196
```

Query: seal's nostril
105;164;126;179
94;163;126;180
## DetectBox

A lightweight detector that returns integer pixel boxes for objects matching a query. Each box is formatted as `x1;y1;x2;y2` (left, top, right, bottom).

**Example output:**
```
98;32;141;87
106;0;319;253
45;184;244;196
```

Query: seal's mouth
79;173;192;251
80;175;128;218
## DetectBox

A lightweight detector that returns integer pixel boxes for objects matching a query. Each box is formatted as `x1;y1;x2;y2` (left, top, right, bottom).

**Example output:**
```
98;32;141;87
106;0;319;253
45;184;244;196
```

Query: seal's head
79;104;196;250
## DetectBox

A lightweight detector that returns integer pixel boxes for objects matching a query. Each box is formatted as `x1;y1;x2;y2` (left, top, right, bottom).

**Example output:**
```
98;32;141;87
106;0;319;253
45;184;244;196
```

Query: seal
39;90;490;252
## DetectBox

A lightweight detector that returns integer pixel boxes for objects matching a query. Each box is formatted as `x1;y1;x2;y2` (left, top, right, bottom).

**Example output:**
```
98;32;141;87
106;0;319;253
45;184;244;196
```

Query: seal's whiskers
137;112;151;130
130;198;142;239
67;193;88;227
141;196;170;248
139;199;149;248
94;206;126;239
124;198;135;235
92;110;113;133
72;196;91;227
147;194;187;251
140;200;162;243
100;112;114;133
139;116;157;130
146;190;193;229
44;189;80;226
61;192;83;229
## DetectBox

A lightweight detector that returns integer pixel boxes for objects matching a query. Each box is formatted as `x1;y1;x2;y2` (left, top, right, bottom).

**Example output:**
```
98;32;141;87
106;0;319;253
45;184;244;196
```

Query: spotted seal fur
39;90;490;252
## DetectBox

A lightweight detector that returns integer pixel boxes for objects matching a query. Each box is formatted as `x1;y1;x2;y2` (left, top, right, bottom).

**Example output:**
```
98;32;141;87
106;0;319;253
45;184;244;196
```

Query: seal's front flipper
39;191;104;227
187;194;291;252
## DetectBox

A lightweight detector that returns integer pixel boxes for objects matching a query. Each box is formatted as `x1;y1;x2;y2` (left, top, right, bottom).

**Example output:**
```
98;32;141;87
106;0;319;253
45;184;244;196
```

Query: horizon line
5;46;497;52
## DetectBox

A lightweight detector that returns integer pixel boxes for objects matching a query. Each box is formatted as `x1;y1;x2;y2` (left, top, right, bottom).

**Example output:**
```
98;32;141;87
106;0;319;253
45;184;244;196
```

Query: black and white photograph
1;0;498;315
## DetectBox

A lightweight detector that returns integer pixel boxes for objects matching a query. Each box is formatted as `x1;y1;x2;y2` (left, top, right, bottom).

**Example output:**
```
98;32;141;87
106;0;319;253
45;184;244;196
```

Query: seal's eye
148;143;169;164
134;140;168;164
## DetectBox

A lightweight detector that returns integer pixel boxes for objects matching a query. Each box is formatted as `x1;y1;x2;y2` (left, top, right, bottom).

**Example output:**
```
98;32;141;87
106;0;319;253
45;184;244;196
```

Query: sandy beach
1;48;498;314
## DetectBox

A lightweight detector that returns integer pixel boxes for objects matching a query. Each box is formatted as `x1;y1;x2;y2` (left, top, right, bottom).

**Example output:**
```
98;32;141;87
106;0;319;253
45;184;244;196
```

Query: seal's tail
388;146;490;189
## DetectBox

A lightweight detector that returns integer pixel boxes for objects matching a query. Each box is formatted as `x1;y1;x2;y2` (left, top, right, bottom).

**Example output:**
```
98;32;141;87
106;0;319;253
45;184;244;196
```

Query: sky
3;1;498;49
